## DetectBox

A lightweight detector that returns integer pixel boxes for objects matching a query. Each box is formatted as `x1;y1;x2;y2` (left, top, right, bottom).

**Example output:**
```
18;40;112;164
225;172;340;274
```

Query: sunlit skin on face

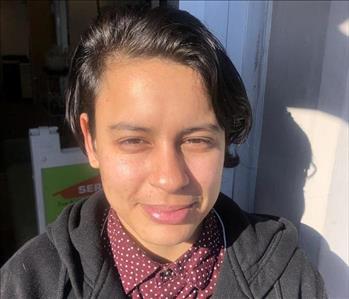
80;57;225;262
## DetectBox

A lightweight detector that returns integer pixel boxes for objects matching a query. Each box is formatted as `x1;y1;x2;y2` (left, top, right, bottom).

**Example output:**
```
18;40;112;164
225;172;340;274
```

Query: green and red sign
41;163;101;224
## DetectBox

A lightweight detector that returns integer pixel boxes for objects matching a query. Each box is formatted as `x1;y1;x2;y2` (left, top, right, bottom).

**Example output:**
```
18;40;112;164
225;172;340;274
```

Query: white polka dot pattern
102;209;225;299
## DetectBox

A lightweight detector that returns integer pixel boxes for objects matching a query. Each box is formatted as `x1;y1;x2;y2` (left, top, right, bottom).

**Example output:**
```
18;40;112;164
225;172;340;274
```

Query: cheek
98;151;148;198
186;152;224;193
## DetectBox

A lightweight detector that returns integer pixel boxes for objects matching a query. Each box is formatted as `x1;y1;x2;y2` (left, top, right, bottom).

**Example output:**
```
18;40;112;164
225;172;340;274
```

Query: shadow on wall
300;224;348;299
254;102;348;298
253;1;348;297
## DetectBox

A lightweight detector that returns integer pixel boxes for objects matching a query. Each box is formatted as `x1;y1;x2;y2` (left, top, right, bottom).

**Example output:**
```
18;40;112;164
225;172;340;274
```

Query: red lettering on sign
53;176;102;199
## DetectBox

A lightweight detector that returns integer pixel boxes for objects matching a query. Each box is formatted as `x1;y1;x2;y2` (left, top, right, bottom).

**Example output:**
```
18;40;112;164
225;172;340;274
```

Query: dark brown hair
65;7;252;167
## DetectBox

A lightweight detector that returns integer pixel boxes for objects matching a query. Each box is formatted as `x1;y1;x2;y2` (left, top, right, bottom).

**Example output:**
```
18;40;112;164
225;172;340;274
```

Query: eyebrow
108;122;152;133
108;122;221;134
181;124;221;135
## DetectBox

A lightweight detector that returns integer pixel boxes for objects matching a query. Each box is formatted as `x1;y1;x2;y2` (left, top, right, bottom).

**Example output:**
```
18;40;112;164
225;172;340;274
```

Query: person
0;7;326;299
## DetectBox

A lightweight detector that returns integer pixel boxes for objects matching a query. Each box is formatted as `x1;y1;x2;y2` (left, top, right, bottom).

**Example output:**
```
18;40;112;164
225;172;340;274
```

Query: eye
185;138;210;144
120;138;146;145
182;137;215;150
116;137;151;152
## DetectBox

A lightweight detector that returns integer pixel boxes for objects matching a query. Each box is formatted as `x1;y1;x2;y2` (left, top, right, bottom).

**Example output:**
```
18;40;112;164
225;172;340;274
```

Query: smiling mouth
141;203;197;224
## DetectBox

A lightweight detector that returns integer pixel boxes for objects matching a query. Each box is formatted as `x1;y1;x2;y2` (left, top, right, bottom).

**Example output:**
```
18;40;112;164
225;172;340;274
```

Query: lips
141;203;196;225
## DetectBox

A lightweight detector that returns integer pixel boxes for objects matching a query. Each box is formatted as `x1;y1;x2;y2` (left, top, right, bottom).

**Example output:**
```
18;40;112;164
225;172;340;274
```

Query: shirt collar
106;208;224;294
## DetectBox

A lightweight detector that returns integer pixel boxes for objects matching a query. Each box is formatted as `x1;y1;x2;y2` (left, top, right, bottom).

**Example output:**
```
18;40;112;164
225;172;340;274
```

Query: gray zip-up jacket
1;192;326;298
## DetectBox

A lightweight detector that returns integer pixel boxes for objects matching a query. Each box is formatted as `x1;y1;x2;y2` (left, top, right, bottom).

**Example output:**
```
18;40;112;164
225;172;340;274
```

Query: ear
80;113;99;169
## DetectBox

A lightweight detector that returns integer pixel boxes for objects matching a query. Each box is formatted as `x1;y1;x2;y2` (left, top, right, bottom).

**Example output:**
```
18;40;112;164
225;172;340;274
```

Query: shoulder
214;192;298;251
214;193;326;298
1;233;63;298
276;248;327;298
1;193;110;299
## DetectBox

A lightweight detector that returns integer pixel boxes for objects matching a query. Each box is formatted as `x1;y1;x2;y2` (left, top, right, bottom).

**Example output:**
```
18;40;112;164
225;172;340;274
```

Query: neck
141;226;203;263
123;223;203;264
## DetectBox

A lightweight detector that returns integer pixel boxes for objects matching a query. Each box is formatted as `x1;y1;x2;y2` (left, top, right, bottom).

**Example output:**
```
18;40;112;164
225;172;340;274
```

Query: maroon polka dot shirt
102;208;225;298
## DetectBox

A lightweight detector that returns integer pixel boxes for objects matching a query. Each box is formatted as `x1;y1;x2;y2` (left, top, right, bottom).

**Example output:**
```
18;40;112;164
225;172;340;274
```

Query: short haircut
65;7;252;167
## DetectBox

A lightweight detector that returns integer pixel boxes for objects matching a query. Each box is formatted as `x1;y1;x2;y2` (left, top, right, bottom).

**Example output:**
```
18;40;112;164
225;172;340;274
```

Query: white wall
255;1;348;298
314;2;348;297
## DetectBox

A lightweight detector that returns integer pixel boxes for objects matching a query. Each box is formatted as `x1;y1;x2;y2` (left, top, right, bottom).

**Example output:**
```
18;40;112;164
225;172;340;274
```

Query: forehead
99;56;208;99
94;57;218;129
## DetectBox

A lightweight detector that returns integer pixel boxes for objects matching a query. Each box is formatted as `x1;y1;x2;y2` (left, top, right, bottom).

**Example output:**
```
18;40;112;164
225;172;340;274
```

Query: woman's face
80;57;225;260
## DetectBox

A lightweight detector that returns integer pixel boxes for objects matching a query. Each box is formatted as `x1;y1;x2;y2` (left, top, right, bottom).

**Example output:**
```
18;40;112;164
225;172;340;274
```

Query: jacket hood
46;191;125;298
46;191;298;298
214;193;298;298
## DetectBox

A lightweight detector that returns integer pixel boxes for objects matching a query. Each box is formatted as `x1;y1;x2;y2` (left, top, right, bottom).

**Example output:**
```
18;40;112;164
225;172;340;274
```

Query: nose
149;145;190;193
